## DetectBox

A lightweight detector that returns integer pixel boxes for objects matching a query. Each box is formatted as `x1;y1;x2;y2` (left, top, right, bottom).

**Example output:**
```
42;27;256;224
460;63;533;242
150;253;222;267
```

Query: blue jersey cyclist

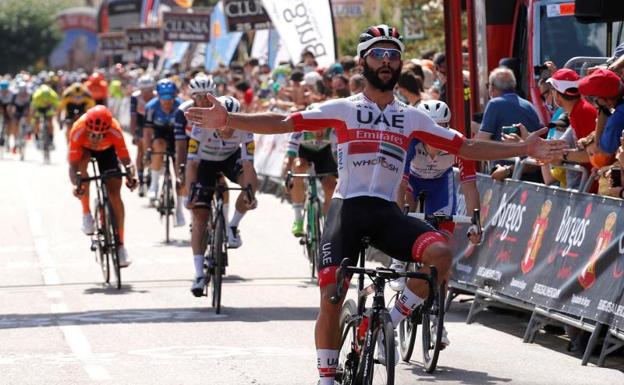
145;78;186;227
389;100;482;348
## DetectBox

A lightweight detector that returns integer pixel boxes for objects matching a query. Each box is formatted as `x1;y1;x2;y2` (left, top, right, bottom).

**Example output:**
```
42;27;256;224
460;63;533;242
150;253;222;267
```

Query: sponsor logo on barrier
476;266;502;281
578;212;617;289
491;192;527;241
510;278;527;290
555;205;591;257
532;283;561;299
521;199;552;274
597;299;624;318
455;263;472;274
571;294;591;308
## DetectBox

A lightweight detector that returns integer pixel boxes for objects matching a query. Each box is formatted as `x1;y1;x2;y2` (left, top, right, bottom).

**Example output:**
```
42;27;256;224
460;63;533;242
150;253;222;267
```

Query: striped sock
317;349;338;384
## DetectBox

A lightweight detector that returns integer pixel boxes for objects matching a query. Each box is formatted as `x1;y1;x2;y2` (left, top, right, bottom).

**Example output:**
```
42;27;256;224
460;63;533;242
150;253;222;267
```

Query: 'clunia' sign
163;12;211;42
224;0;271;32
126;27;163;48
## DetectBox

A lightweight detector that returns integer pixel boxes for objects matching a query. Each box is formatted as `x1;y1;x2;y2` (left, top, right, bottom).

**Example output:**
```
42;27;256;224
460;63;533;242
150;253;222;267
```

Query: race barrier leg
598;327;624;367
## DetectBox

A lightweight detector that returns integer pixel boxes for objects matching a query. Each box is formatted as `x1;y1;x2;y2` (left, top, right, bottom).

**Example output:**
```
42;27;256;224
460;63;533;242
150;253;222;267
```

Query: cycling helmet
417;100;451;125
156;78;177;99
218;95;241;113
0;80;9;90
137;74;155;89
85;105;113;134
88;72;105;83
17;81;28;93
357;24;405;58
188;74;215;95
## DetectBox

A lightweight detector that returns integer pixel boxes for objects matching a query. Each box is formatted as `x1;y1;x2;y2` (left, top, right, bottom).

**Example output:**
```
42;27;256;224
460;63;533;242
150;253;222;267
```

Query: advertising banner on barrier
224;0;272;32
450;175;624;328
98;32;128;55
254;132;290;178
163;11;211;42
260;0;336;67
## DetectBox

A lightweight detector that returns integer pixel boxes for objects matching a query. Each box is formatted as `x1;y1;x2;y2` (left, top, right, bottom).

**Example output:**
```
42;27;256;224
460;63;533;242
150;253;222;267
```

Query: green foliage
336;0;446;60
0;0;83;74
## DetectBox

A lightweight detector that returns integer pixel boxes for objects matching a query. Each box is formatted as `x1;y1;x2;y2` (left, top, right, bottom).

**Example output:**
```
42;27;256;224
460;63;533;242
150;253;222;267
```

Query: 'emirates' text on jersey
290;93;465;201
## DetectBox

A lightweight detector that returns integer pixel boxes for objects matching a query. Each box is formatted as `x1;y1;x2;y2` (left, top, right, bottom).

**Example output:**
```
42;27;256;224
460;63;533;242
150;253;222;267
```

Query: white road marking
21;185;111;381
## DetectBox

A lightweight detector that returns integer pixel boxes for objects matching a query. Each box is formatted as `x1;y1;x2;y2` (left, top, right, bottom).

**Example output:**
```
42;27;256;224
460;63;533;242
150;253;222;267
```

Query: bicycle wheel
42;119;50;164
162;171;173;243
104;200;122;290
398;308;418;362
94;200;110;284
421;282;445;373
365;312;395;385
211;211;226;313
336;299;359;385
304;200;318;279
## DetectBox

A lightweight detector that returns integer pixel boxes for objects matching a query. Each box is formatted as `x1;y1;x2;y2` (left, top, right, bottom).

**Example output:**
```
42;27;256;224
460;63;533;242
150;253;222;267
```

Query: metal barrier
511;157;589;192
564;56;610;75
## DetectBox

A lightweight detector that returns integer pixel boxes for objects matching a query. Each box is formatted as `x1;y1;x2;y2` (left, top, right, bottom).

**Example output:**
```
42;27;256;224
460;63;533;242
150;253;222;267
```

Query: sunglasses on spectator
365;48;402;61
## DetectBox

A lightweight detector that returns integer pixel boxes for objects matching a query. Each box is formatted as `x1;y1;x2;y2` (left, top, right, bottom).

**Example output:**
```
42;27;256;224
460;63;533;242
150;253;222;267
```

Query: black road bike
78;159;129;289
332;238;439;385
284;169;334;280
191;178;253;314
147;150;176;243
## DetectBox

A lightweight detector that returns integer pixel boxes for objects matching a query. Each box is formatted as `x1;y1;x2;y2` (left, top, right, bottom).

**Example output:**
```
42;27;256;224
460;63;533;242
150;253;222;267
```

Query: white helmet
357;24;405;58
417;100;451;124
189;75;216;95
137;74;155;89
218;95;240;113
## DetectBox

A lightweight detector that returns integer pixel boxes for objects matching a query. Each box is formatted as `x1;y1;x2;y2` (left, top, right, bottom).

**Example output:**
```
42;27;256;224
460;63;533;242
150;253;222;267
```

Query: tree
0;0;83;74
335;0;446;59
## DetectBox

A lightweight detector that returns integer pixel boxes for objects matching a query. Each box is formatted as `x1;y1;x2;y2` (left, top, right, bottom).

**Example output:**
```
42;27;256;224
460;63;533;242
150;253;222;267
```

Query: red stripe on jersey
348;128;408;148
410;130;464;154
348;141;379;155
289;112;348;140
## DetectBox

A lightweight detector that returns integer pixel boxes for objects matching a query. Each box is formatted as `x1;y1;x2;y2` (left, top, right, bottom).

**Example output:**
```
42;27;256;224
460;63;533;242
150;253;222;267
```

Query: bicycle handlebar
409;209;482;235
284;170;336;189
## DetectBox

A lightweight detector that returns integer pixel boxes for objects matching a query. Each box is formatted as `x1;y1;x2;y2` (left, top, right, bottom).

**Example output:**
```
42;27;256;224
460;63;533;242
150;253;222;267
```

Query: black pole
328;0;339;59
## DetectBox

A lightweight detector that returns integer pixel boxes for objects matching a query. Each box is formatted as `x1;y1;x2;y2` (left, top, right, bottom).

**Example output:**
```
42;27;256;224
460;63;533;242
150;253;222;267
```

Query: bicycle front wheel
365;311;395;385
162;172;173;243
105;200;122;290
336;299;359;385
210;212;226;313
94;200;110;284
304;200;321;279
421;282;446;373
398;309;418;362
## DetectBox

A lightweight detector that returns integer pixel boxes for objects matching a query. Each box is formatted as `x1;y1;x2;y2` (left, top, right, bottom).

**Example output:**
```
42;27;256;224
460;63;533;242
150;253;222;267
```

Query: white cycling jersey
187;124;254;162
404;137;476;183
290;93;465;201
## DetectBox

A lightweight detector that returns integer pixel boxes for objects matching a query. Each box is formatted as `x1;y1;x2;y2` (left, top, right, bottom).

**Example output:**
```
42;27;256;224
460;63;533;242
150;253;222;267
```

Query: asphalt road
1;131;623;385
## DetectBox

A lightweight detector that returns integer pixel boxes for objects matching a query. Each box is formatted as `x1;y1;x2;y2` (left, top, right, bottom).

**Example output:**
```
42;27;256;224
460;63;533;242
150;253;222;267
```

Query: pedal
90;240;98;252
299;238;306;246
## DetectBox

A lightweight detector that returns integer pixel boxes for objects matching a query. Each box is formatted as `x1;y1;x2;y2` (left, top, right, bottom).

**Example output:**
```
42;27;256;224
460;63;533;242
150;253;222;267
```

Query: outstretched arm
184;93;294;134
459;128;566;162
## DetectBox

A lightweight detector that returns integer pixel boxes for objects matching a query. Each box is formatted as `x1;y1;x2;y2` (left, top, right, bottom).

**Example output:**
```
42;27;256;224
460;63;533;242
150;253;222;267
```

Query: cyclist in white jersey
185;24;565;384
181;75;257;296
388;100;482;348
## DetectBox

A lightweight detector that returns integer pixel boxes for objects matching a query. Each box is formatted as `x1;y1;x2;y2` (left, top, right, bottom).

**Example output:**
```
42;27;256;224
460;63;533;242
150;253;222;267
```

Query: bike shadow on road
401;365;512;385
0;305;319;330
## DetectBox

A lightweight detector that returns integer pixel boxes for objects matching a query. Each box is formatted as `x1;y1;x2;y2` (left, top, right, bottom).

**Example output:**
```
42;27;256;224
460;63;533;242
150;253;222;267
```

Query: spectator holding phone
475;67;543;181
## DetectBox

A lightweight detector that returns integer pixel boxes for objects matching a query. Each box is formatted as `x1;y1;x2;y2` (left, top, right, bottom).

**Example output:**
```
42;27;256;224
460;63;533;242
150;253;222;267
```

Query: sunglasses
88;132;105;141
365;48;402;61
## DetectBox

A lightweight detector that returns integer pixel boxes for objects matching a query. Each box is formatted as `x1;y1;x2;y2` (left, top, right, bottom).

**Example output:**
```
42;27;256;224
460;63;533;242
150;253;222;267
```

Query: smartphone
502;125;519;135
611;168;622;187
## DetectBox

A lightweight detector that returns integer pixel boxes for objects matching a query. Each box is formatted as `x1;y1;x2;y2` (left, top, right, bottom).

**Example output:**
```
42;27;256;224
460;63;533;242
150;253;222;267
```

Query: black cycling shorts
318;197;445;286
88;147;121;175
298;145;337;176
152;126;175;153
194;149;243;205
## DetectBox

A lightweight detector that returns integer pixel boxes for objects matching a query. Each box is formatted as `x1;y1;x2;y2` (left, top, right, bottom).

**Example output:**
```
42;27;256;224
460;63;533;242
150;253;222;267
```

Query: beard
363;61;401;92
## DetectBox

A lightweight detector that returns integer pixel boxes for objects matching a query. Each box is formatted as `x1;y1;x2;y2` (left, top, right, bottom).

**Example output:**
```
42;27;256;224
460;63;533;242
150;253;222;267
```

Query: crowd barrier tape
451;174;624;329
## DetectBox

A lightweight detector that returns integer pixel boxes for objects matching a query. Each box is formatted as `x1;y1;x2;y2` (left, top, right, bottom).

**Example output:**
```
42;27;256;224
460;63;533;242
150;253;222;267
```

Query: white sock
223;203;230;227
176;195;186;213
317;349;338;384
390;287;424;327
293;204;304;222
194;254;205;278
230;210;244;228
150;168;162;189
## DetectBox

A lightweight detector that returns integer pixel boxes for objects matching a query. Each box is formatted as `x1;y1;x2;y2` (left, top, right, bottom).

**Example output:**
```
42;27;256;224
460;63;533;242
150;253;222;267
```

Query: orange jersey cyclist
184;24;565;385
68;106;137;267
